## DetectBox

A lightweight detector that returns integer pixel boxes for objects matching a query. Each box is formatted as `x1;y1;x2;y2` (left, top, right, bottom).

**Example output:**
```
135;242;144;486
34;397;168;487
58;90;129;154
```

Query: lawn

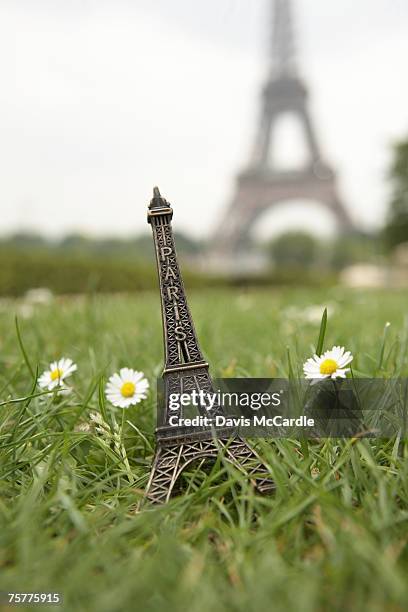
1;287;408;612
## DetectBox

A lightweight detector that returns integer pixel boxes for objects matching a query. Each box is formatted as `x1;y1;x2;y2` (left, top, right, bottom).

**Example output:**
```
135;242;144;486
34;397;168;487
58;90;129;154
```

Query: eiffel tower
142;187;275;505
214;0;353;255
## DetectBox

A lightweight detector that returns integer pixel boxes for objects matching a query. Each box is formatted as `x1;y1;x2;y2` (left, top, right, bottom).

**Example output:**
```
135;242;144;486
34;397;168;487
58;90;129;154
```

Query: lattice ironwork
141;187;275;505
145;438;275;505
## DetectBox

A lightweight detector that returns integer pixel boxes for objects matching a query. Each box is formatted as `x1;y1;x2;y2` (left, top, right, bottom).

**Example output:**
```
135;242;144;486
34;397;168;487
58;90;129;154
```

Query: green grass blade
377;321;391;372
315;307;327;357
15;316;35;378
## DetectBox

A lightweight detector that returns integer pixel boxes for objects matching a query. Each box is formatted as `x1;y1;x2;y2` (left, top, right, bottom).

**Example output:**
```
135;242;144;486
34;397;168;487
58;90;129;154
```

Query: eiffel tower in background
212;0;353;259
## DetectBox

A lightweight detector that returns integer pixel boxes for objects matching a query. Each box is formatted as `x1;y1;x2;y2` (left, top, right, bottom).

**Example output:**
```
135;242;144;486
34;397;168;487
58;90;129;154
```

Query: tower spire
270;0;297;77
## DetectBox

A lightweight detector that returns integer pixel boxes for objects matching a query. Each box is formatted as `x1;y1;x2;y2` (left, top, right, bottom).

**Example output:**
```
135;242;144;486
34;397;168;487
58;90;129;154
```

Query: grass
1;287;408;612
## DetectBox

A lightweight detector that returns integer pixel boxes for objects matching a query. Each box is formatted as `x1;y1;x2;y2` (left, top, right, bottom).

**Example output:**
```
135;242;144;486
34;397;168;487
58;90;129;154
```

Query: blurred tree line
1;134;407;297
0;232;209;296
1;231;201;260
0;229;379;296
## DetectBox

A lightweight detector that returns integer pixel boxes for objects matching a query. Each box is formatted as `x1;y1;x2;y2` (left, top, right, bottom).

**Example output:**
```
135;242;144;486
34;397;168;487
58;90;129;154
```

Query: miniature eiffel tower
143;187;274;504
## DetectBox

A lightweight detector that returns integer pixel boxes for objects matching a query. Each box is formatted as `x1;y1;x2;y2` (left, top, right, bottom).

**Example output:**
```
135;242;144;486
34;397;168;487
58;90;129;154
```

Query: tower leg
221;438;276;494
143;445;183;505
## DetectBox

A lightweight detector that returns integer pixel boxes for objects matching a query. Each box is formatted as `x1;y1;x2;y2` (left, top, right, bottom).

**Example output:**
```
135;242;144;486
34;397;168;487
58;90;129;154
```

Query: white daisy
303;346;353;380
38;357;77;390
105;368;149;409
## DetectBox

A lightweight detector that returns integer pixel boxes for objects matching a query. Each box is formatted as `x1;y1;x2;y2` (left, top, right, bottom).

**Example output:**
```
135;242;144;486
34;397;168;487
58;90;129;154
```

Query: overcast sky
1;0;408;240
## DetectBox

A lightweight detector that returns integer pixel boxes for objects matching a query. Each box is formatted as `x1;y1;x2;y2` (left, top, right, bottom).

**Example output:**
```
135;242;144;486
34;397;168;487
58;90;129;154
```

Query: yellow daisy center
121;382;136;398
50;368;63;381
319;359;338;375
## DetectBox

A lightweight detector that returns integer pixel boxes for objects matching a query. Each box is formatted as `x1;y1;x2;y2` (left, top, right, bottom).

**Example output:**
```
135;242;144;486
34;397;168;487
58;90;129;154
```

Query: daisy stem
112;412;135;485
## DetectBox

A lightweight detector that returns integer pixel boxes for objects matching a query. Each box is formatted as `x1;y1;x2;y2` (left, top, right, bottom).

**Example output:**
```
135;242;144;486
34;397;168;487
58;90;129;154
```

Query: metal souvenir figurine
142;187;275;504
